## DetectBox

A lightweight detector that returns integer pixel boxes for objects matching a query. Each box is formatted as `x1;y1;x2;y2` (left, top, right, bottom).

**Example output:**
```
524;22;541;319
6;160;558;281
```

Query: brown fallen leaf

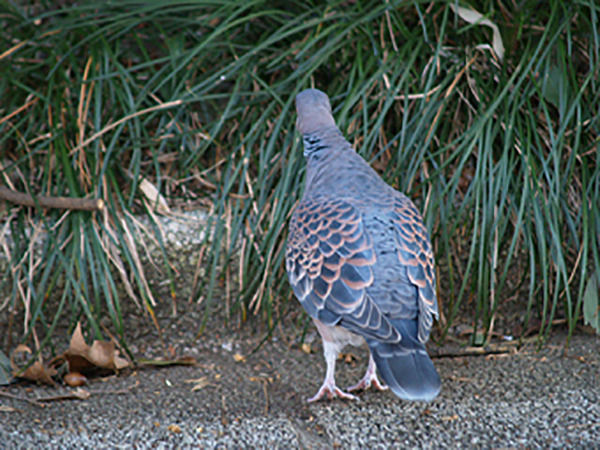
52;322;129;374
184;377;210;391
88;341;117;369
233;353;245;362
72;387;91;400
139;177;170;214
10;345;57;386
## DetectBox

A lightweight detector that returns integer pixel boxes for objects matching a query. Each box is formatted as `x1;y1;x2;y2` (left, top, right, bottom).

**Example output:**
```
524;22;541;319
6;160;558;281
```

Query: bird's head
295;88;337;135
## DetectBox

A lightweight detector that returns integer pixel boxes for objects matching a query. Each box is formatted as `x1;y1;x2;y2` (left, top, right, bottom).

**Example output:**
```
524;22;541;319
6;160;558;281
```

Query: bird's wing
286;195;400;342
390;195;438;343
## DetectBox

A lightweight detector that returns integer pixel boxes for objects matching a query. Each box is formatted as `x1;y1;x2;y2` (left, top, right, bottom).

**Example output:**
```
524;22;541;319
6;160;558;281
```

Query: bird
285;88;441;402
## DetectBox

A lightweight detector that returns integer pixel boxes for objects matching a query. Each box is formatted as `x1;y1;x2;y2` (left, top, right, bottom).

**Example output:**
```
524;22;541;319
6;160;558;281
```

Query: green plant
1;0;598;358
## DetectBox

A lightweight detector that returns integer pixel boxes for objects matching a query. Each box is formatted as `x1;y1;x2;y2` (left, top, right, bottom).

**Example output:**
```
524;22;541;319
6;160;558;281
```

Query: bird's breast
313;317;365;347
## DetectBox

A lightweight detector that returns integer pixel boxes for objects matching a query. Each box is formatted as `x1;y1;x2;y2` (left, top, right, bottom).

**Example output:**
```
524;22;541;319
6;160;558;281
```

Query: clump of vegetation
1;1;598;359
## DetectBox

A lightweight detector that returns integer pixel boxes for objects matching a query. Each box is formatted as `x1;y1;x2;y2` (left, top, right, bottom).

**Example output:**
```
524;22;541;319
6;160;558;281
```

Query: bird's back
302;145;435;335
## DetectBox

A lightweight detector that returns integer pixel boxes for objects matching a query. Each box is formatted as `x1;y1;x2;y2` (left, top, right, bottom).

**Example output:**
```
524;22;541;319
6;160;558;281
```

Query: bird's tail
368;320;441;401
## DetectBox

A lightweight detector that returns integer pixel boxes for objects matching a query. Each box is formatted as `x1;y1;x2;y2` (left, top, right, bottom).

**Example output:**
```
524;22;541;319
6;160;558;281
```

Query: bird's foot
307;380;359;403
347;371;388;392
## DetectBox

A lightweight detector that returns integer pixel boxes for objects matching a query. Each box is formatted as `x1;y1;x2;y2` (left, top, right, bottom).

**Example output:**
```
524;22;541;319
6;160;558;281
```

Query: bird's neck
303;128;350;192
301;127;351;159
302;137;393;207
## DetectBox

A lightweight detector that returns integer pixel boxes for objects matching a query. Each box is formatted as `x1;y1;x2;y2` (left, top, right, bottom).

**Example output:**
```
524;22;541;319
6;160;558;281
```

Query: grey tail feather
369;342;441;402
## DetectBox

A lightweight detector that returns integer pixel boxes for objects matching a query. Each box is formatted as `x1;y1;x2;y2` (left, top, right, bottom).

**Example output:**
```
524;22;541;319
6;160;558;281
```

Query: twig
189;245;206;304
69;99;183;154
0;97;39;126
0;187;104;211
36;384;138;403
250;376;270;415
432;344;516;359
0;391;46;408
394;84;442;100
432;349;511;358
426;54;477;142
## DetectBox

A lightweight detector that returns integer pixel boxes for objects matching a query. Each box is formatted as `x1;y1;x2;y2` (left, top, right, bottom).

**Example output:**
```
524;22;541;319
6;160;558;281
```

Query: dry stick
0;187;104;211
189;245;206;304
393;84;442;101
0;97;39;126
385;7;399;51
69;99;183;155
0;391;46;408
426;54;478;143
432;347;514;359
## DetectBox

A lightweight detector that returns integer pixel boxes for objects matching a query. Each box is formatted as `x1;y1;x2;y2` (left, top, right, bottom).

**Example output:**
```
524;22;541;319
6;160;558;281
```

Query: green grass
0;0;598;357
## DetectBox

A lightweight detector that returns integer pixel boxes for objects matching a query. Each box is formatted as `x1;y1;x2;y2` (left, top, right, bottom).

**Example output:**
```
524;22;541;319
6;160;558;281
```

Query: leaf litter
4;321;195;405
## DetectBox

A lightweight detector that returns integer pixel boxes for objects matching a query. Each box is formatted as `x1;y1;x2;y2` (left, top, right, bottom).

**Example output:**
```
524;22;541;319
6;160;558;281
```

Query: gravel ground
1;303;598;449
2;212;599;448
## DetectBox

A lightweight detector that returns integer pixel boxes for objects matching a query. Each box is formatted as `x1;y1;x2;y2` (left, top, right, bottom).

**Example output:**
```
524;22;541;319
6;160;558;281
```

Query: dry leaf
18;361;56;386
68;324;89;354
233;353;245;362
185;376;210;391
88;341;116;368
184;377;208;384
60;322;130;373
191;382;209;392
301;343;312;354
139;178;170;214
449;4;505;61
72;387;91;400
10;345;57;385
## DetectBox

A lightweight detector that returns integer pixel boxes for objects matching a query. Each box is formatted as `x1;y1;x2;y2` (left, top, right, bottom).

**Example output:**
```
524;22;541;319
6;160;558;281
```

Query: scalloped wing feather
391;195;438;343
286;196;399;343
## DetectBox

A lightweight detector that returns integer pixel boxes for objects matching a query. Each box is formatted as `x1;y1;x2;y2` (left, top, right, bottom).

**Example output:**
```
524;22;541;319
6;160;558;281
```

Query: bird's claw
307;383;359;403
347;373;388;392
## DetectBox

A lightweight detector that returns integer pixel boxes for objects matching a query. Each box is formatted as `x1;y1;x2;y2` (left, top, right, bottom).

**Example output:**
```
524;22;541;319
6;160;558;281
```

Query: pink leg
347;353;388;392
308;340;358;403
